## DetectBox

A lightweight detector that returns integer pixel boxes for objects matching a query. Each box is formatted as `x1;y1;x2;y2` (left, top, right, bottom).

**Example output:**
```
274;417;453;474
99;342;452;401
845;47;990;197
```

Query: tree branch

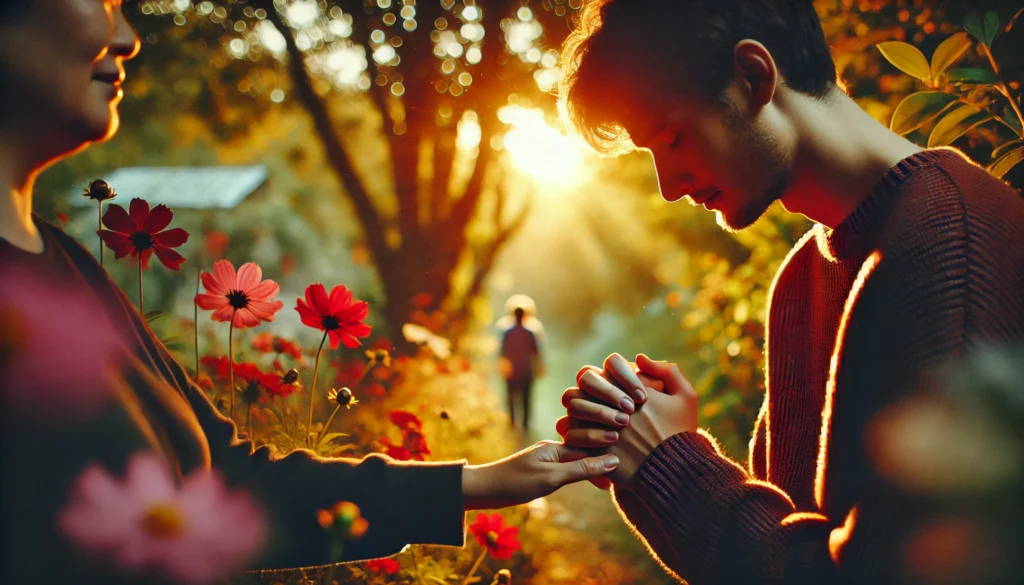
258;0;392;268
452;186;533;323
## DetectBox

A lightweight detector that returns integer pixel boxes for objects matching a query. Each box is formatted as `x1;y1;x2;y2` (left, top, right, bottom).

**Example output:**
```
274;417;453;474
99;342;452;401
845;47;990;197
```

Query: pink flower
0;263;124;418
295;283;372;349
196;260;283;328
59;452;267;585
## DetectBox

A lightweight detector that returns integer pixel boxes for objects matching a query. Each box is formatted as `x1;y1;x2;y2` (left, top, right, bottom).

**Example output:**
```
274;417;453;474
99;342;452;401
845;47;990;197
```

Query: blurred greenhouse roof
69;166;268;209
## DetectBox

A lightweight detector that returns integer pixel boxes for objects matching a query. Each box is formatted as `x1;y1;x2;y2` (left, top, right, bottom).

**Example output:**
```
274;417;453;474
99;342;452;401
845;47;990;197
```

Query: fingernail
603;455;620;469
604;430;618;442
619;397;635;412
614;412;630;425
633;388;646;403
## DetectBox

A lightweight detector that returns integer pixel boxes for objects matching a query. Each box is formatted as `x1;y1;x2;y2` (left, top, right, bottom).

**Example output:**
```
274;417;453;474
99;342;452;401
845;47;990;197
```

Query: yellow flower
327;387;359;409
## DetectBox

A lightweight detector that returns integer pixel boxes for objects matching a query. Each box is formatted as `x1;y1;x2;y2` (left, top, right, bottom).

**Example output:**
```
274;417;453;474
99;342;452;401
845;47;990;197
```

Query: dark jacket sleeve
181;375;467;568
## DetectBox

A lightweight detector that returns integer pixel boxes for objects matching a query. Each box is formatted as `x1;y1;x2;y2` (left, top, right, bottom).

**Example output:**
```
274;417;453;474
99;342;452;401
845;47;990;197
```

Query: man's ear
733;39;777;110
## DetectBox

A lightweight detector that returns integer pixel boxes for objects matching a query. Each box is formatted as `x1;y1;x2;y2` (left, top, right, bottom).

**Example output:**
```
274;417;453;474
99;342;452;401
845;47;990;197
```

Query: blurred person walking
498;295;545;432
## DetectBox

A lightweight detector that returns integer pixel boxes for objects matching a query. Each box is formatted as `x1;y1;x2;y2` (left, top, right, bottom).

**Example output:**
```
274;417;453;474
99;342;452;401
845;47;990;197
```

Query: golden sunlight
499;106;587;185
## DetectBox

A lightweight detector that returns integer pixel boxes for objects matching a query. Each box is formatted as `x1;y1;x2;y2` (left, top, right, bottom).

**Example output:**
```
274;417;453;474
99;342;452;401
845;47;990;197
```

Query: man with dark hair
555;1;1024;583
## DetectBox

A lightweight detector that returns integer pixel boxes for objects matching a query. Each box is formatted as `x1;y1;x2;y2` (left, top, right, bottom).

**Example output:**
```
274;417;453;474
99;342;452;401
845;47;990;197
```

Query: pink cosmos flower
59;451;267;585
196;260;283;328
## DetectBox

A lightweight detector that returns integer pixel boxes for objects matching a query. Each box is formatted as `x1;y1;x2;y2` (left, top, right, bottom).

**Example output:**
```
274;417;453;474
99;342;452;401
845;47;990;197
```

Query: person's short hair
514;307;526;320
559;0;838;155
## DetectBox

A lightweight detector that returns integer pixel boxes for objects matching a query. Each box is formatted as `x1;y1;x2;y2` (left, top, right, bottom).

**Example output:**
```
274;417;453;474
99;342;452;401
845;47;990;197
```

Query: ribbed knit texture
613;148;1024;585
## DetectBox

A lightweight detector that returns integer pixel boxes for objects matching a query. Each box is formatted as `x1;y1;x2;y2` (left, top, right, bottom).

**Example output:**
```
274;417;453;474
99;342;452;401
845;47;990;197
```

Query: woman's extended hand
461;441;619;510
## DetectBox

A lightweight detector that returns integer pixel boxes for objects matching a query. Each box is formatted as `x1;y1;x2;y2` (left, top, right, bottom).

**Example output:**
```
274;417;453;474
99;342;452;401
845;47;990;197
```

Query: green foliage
964;11;1001;47
889;91;958;135
878;9;1024;181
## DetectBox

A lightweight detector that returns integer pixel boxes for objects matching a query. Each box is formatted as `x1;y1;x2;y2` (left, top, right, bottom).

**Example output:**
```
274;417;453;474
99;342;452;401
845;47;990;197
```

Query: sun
499;106;588;185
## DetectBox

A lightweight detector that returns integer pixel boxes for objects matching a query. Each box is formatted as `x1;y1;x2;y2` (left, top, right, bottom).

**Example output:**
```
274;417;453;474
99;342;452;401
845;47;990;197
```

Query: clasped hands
461;353;696;510
556;353;698;489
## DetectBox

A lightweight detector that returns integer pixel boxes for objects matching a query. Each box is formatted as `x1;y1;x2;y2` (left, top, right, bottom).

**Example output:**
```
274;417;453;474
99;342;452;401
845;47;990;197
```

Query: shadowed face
623;85;793;233
0;0;140;158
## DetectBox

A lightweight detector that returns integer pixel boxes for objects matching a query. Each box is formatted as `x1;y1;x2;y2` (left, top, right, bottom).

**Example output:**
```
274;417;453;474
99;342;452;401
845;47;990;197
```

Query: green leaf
992;140;1024;160
983;11;1001;46
162;337;186;352
930;32;972;79
928;104;993;147
144;310;164;323
262;406;283;426
877;41;932;82
946;67;1000;85
889;91;958;135
988;146;1024;179
1003;105;1023;134
965;11;1000;47
317;432;350;446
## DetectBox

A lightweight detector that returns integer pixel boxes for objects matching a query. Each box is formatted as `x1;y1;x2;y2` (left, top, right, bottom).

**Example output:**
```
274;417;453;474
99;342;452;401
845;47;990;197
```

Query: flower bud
283;368;300;384
491;569;512;585
83;179;116;202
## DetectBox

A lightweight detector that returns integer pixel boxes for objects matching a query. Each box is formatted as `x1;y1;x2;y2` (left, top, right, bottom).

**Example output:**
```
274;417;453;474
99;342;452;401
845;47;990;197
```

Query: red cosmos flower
389;410;422;432
200;356;263;386
258;371;299;400
200;355;232;382
380;410;430;461
366;558;400;575
295;284;371;350
196;260;284;328
469;513;521;560
98;198;189;270
203;230;229;259
404;431;430;460
379;440;412;461
332;359;365;388
251;332;303;360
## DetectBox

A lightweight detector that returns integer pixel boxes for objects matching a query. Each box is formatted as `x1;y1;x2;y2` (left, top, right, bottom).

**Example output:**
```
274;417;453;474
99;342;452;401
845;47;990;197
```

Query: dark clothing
1;220;466;583
505;377;534;431
500;322;540;430
500;323;539;380
613;148;1024;584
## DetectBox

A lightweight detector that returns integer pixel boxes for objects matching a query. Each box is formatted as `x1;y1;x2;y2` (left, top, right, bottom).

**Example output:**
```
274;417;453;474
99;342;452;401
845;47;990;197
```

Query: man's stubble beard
718;100;792;233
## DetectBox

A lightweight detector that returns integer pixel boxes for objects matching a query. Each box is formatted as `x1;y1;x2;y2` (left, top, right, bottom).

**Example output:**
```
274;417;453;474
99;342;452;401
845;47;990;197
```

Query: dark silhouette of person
500;307;542;431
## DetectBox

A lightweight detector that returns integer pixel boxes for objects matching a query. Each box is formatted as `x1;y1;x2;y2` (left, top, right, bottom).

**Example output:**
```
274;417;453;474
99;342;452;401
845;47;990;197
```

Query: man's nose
652;154;692;202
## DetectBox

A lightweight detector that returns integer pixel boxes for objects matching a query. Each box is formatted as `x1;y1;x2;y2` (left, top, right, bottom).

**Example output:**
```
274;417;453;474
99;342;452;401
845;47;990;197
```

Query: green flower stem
138;255;144;314
229;309;237;419
981;44;1024;134
280;395;291;436
98;200;105;267
195;269;200;379
461;548;488;585
326;539;344;585
317;404;342;447
315;363;374;445
306;331;329;447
